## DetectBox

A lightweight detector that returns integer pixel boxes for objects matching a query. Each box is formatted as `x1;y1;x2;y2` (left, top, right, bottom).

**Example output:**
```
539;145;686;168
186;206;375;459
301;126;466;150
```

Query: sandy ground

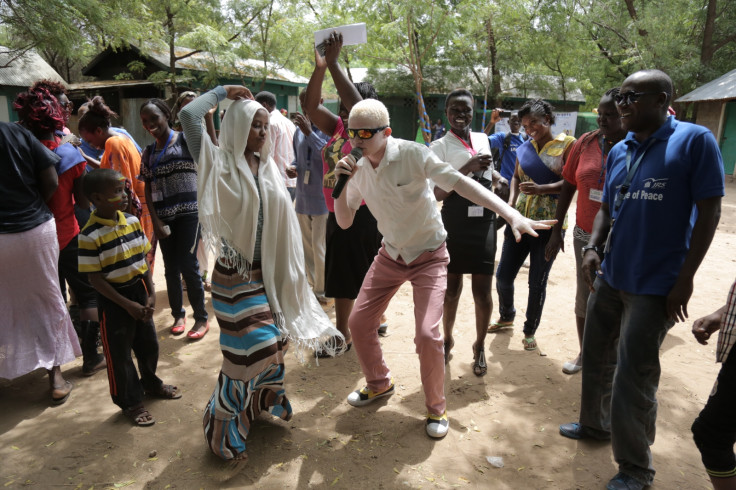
2;180;736;490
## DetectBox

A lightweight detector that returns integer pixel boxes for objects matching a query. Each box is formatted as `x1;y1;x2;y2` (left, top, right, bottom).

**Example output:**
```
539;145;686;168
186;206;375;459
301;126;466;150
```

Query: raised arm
179;87;225;164
304;49;339;137
324;32;362;112
180;85;252;164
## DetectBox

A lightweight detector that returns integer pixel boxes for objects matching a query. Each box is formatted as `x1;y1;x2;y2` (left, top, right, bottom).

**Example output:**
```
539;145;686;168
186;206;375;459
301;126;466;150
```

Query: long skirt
203;260;292;460
0;218;81;379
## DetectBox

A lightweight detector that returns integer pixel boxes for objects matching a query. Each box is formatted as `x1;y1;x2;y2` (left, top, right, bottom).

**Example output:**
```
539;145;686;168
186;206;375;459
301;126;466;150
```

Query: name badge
304;169;310;185
589;189;603;203
468;206;484;217
152;191;163;202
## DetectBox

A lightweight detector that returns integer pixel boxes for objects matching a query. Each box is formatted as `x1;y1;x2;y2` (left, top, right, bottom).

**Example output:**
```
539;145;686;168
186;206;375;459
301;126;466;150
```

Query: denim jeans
579;277;674;486
158;213;208;322
495;226;558;336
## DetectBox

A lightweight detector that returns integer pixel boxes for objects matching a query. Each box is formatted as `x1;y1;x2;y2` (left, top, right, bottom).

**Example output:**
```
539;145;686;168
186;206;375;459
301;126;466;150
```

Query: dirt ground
2;180;736;490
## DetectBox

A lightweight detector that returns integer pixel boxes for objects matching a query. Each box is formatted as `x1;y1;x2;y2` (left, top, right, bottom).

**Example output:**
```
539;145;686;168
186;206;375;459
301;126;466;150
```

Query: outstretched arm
453;176;555;241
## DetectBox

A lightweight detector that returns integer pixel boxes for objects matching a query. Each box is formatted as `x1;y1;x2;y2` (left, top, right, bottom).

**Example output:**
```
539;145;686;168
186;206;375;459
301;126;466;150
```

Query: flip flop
523;336;538;351
472;343;487;376
488;320;514;333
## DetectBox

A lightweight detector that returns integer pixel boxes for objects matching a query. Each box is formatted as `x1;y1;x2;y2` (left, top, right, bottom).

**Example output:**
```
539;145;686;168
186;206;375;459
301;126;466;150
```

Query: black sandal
473;343;487;376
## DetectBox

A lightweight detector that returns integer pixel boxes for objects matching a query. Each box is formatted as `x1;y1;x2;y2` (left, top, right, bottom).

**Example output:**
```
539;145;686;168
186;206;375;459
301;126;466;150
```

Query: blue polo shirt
293;125;329;216
489;132;525;181
601;116;724;296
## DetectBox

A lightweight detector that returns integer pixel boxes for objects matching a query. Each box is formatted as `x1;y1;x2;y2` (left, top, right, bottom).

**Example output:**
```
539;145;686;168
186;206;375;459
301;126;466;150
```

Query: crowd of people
0;31;732;489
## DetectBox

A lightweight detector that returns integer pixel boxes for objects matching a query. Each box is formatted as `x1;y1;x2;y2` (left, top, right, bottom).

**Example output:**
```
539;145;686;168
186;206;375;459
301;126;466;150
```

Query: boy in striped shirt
78;169;181;426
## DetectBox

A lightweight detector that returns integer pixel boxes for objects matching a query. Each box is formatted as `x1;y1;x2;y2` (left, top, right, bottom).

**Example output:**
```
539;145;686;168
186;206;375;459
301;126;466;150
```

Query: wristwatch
581;244;601;256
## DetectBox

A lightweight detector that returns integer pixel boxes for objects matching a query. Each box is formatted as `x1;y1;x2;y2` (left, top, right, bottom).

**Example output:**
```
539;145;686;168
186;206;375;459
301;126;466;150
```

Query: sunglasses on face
347;126;388;139
614;91;661;105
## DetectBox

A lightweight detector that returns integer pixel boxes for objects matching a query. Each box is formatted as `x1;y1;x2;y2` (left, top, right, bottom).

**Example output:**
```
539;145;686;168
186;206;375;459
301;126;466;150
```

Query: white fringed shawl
197;99;343;358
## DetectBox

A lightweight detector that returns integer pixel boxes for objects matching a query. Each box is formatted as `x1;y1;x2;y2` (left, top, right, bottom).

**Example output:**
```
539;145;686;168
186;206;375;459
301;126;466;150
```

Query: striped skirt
203;260;292;460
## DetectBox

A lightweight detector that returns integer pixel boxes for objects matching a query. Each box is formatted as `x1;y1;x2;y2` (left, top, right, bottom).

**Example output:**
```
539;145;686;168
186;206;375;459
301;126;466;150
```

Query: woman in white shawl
180;85;343;461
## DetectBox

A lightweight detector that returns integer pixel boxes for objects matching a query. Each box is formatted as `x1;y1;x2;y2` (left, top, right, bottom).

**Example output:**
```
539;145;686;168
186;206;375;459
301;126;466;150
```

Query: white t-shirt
346;136;462;264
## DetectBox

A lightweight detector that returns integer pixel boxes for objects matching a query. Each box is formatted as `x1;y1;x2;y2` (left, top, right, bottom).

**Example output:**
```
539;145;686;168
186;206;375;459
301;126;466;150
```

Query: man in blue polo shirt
488;112;525;183
558;69;725;490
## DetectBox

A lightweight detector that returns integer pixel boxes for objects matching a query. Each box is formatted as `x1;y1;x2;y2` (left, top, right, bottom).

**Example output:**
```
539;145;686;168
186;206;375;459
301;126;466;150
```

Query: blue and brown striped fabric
203;261;292;460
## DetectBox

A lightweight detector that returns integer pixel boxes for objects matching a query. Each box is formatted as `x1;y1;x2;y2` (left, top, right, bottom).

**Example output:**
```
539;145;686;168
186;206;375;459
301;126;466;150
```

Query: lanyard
597;134;607;186
613;138;655;214
449;130;477;156
151;130;174;182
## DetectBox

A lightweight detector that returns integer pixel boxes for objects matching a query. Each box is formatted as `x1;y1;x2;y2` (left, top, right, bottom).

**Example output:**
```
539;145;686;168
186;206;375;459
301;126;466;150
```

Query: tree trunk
407;13;431;145
623;0;648;37
486;17;501;108
700;0;717;67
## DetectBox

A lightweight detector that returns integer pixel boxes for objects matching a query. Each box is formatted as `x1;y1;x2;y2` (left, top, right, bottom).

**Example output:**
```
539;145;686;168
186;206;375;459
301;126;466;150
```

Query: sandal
123;404;155;426
51;380;73;405
523;336;538;351
488;319;514;333
472;342;487;376
443;338;454;365
146;384;182;399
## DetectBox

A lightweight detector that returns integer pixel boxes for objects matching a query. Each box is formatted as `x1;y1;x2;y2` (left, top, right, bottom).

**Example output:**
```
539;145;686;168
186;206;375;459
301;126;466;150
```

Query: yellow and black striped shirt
78;210;151;286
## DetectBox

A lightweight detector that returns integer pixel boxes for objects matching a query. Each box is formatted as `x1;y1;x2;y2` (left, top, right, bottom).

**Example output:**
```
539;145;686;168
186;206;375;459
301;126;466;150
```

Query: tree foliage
0;0;733;119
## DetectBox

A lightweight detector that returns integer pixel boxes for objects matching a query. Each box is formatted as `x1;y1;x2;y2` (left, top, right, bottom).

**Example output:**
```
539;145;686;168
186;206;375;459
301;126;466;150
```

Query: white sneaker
562;361;582;374
426;411;449;438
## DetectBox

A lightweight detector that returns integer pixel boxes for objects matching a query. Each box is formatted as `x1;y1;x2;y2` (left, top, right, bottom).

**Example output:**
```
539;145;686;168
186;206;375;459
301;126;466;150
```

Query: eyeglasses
347;126;388;139
614;91;661;105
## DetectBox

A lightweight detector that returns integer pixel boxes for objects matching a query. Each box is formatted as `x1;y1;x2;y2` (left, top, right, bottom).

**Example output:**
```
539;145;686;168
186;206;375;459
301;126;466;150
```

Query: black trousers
692;351;736;478
98;279;162;410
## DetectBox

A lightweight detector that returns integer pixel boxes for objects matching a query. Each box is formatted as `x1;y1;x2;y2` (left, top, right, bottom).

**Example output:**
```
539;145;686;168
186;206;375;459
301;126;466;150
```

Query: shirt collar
89;210;127;227
531;132;567;151
624;115;677;148
357;136;399;171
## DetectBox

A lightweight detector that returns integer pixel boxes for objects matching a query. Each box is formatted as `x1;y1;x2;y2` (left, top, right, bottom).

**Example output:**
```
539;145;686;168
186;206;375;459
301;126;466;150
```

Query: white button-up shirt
346;137;462;264
269;109;297;187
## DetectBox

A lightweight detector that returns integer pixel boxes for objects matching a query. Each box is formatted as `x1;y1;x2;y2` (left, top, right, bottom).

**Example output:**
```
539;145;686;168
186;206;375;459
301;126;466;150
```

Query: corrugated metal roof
145;46;308;85
0;47;66;87
676;68;736;103
68;79;155;91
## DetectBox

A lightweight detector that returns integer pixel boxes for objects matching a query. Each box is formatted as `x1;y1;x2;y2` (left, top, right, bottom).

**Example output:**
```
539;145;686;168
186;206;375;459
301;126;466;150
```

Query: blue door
721;101;736;175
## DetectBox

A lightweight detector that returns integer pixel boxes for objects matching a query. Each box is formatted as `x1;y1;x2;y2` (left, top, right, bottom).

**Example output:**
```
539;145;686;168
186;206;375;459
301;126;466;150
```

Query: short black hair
518;98;556;125
140;98;172;124
445;88;474;107
600;87;620;105
255;91;277;110
83;168;122;199
354;82;378;101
